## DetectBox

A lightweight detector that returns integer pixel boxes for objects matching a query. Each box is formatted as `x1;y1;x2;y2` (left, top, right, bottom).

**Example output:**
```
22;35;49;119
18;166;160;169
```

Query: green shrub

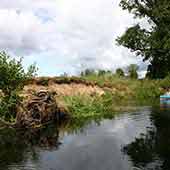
81;69;96;76
0;91;22;121
132;80;162;104
128;64;139;79
63;92;115;118
0;52;37;121
159;76;170;89
116;68;125;77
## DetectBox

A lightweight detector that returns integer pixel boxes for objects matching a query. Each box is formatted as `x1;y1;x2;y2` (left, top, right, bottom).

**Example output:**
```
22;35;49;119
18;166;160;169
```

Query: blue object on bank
160;95;170;105
160;95;170;99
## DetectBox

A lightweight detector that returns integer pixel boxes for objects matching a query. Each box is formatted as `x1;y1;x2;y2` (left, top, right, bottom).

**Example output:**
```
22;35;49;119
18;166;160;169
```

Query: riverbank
22;75;168;120
0;74;168;128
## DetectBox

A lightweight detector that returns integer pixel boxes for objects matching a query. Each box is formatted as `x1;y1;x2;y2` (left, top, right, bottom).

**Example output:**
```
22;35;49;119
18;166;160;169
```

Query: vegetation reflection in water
122;106;170;170
1;105;170;170
0;112;116;170
0;124;60;170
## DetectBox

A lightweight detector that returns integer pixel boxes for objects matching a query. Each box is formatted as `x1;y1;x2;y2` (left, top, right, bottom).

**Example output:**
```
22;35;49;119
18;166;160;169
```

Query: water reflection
0;128;27;170
1;105;170;170
60;114;115;134
0;115;115;170
0;124;60;170
122;106;170;170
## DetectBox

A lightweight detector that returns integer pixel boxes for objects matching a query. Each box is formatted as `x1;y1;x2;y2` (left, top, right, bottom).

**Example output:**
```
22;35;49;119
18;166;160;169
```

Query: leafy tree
98;70;113;76
81;69;95;76
98;70;107;76
117;0;170;78
116;68;125;77
128;64;139;79
0;52;37;121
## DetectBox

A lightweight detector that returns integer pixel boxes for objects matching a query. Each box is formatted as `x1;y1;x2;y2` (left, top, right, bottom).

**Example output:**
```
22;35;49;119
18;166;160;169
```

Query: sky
0;0;148;77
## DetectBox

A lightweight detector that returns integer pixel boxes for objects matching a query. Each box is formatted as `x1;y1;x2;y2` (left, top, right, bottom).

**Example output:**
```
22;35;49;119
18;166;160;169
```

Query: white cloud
0;0;147;76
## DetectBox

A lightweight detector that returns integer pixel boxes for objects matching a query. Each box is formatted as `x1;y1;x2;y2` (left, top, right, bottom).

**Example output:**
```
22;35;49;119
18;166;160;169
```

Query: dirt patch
24;77;132;96
23;83;105;97
26;77;98;86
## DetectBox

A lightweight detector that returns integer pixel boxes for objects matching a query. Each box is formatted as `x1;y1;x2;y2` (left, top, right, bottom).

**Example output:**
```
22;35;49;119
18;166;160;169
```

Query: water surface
0;105;170;170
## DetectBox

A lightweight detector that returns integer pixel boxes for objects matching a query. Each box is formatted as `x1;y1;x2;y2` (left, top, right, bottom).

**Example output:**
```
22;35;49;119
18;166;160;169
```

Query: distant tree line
80;64;139;79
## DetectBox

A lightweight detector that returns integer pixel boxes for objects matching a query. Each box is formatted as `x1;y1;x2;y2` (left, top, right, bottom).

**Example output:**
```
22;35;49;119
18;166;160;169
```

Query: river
0;105;170;170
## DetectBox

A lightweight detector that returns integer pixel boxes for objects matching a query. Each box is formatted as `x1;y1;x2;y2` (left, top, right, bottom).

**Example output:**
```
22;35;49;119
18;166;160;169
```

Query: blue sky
0;0;147;77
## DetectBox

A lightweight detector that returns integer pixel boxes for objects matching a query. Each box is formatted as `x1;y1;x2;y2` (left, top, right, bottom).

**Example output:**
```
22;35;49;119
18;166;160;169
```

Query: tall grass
82;74;165;102
26;73;170;120
63;92;116;118
134;80;161;101
59;74;165;118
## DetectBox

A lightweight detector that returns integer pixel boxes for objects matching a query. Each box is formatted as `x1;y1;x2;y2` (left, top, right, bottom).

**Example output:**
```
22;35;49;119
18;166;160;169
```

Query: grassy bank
52;74;170;119
0;74;168;126
15;74;170;122
82;74;166;102
27;74;167;100
62;92;115;118
0;52;167;126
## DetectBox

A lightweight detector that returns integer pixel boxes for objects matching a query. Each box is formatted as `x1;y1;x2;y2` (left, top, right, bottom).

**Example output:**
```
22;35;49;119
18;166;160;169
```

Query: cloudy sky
0;0;147;76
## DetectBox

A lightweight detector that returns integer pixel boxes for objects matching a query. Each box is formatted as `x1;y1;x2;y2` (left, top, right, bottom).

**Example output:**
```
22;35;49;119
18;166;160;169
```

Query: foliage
98;70;107;76
81;72;165;104
116;68;125;77
80;69;96;76
128;64;139;79
0;52;37;121
98;70;112;76
63;92;116;118
158;75;170;90
117;0;170;78
0;52;37;95
134;80;162;103
81;69;113;77
0;91;22;121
